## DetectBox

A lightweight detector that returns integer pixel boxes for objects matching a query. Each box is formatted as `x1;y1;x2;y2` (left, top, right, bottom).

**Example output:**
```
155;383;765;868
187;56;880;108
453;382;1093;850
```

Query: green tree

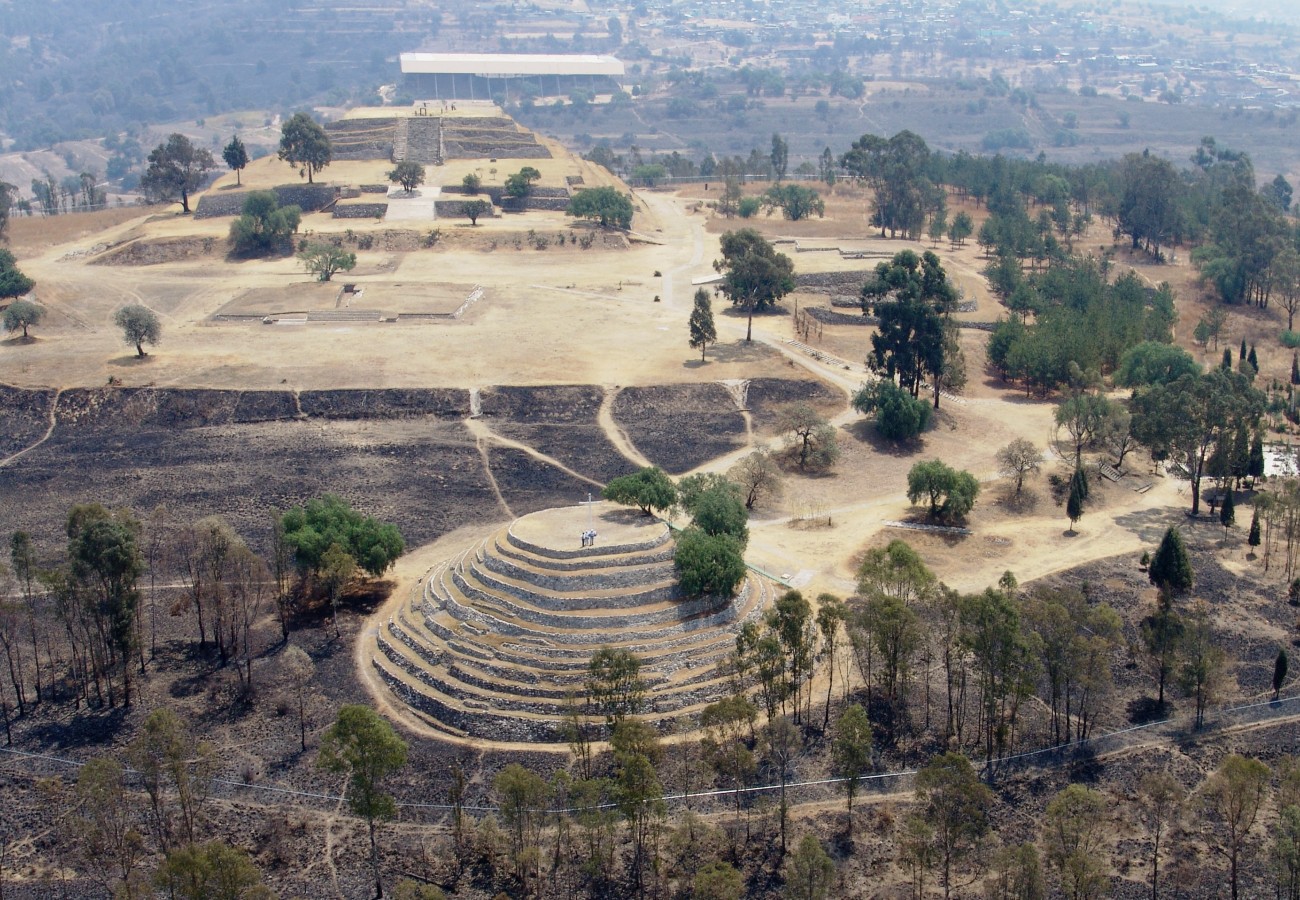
674;527;746;598
141;134;215;213
776;402;839;470
1131;370;1264;516
1055;392;1115;465
1148;527;1194;596
3;298;43;339
1116;341;1200;387
862;250;959;407
221;135;249;187
853;380;932;441
278;112;332;184
714;228;796;341
279;494;405;580
387;160;425;193
906;460;980;522
1202;754;1270;900
1249;508;1262;550
948;211;974;246
504;166;541;198
319;542;357;639
68;504;145;705
228;191;301;256
461;173;482;194
603;466;678;515
298;242;357;282
1066;468;1085;533
830;704;872;836
0;249;36;302
153;841;272;900
463;199;491;225
688;288;717;361
682;477;749;546
318;705;409;899
1220;486;1236;540
783;833;835;900
114;304;161;357
762;184;825;221
1276;648;1290;700
1044;784;1109;900
841;130;933;238
567;186;635;228
915;752;993;900
587;647;646;725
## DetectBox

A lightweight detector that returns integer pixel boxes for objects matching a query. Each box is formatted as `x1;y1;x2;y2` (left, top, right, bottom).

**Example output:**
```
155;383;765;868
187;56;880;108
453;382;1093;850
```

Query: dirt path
469;430;515;520
463;417;605;489
0;386;62;469
597;385;654;468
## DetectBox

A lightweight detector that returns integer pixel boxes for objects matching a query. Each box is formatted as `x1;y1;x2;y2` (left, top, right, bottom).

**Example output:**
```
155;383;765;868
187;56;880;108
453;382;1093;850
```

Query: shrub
674;527;746;597
1283;331;1300;348
853;380;932;441
737;196;761;218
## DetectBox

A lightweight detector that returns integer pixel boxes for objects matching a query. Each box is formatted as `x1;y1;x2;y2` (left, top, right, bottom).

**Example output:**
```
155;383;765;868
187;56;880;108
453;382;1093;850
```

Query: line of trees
0;495;402;736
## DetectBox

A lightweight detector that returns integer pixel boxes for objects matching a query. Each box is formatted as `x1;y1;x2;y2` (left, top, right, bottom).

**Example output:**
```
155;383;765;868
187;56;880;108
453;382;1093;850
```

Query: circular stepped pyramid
370;502;774;742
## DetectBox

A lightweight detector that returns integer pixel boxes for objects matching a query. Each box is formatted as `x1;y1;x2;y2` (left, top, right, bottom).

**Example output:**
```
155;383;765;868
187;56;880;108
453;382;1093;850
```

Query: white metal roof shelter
400;53;625;101
400;53;625;78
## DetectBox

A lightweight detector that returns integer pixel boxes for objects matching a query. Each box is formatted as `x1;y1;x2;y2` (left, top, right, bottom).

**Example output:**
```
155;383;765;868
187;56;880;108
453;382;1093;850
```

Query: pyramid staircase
370;505;774;743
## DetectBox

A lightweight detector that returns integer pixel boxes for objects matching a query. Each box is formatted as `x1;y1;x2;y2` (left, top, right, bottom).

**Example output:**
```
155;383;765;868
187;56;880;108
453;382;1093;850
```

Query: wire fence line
3;692;1299;824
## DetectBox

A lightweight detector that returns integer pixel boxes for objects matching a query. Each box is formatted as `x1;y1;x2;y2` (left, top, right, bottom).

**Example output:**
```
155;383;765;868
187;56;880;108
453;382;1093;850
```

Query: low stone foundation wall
194;184;337;218
433;199;497;219
333;203;389;219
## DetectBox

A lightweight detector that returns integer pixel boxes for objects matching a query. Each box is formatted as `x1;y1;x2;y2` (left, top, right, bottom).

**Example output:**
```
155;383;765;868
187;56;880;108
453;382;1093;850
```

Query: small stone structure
370;502;773;742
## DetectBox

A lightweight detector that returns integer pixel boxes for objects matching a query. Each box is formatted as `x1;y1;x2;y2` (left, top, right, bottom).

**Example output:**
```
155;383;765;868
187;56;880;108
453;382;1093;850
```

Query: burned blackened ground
0;379;832;561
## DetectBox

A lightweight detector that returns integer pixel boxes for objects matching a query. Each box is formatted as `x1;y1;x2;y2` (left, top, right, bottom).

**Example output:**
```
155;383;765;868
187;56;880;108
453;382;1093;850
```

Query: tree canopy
861;250;959;408
278;112;332;184
3;297;42;339
387;161;425;193
714;228;795;341
603;467;678;515
221;135;249;187
688;288;718;361
280;494;404;579
0;249;36;301
762;184;825;221
567;186;635;228
141;134;215;213
853;380;932;441
114;305;161;357
298;242;357;282
906;460;979;522
228;191;301;256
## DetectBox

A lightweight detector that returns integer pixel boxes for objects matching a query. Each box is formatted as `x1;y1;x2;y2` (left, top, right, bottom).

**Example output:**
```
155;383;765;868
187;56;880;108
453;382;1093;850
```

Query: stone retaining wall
505;521;669;560
333;203;389;219
481;547;674;589
433;199;497;219
493;535;676;571
500;196;570;213
194;184;337;219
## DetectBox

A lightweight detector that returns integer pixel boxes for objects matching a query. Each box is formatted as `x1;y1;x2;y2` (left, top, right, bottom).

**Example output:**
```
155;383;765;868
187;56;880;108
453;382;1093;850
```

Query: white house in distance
399;52;626;101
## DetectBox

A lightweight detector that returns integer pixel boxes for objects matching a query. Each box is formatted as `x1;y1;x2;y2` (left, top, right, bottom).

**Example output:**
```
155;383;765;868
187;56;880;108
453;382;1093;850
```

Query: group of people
580;530;597;547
